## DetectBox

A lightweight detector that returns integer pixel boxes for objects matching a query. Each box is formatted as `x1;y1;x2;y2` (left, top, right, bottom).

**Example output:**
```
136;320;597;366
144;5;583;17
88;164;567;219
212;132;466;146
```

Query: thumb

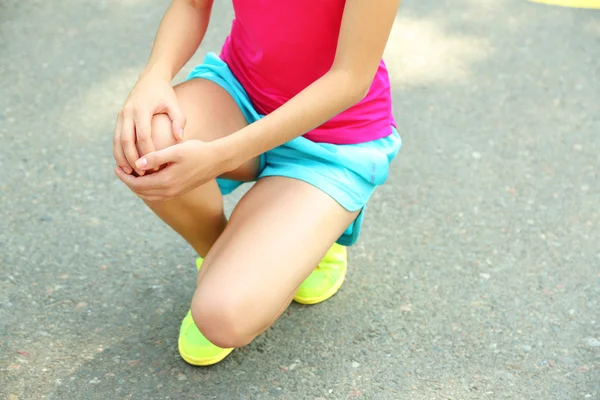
165;101;186;142
135;146;181;170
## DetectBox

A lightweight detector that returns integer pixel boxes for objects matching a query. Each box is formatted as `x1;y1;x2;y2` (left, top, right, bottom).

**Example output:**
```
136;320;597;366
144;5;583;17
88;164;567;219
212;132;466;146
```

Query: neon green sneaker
294;243;347;305
178;258;234;366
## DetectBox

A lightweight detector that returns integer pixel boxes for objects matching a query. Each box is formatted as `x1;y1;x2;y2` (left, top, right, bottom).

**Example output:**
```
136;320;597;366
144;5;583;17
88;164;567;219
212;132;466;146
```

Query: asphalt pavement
1;0;599;399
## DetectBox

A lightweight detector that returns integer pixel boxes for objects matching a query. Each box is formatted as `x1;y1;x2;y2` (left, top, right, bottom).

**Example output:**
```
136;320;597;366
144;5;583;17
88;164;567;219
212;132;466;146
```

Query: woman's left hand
115;139;227;202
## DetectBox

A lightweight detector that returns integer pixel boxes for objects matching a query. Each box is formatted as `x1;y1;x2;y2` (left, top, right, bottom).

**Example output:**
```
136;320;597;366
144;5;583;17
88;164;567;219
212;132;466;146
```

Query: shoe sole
178;338;234;366
293;270;346;305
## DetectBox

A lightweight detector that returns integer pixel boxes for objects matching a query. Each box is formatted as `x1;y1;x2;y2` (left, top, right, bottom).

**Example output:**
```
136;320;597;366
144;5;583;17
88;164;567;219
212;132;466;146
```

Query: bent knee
190;290;255;349
149;113;177;151
133;114;177;179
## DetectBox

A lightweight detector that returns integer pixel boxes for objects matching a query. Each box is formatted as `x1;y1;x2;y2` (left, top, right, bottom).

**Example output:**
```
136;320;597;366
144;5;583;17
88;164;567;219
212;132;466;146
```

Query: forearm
142;0;213;80
217;69;368;169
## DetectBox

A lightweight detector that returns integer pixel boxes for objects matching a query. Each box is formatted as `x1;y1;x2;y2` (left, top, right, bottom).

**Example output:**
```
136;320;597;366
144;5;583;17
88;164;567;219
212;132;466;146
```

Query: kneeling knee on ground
190;287;263;349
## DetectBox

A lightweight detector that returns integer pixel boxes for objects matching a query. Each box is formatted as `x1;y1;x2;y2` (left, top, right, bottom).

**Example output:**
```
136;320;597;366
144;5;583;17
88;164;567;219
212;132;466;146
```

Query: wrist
139;62;174;82
209;137;243;174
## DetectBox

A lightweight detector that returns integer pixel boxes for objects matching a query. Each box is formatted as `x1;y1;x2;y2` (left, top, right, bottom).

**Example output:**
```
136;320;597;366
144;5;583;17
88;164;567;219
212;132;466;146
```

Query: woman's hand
113;72;186;176
114;139;229;202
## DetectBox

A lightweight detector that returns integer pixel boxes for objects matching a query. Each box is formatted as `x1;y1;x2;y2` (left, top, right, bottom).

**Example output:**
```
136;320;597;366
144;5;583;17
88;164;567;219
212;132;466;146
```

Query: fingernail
179;128;184;140
136;158;147;169
123;166;132;174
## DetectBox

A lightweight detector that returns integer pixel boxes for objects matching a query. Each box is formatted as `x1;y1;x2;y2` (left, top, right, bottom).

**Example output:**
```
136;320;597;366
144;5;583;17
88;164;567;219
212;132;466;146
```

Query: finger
114;165;138;189
134;107;155;157
135;145;182;171
114;167;171;201
112;114;132;174
166;103;186;142
121;113;144;176
115;165;166;193
135;140;159;173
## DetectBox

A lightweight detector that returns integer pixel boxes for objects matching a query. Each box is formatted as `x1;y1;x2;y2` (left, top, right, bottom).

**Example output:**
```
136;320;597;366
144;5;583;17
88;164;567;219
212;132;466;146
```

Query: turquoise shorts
187;53;402;246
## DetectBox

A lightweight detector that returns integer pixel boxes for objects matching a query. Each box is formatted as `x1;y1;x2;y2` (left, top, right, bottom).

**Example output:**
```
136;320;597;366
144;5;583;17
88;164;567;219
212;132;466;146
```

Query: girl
113;0;402;366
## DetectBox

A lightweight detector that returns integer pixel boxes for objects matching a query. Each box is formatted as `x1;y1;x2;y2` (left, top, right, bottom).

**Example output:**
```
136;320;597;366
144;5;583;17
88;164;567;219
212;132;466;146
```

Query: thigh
195;176;359;333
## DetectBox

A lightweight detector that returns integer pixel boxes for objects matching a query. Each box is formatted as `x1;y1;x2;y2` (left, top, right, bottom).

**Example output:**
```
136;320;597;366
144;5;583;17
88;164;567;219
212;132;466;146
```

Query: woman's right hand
113;72;186;176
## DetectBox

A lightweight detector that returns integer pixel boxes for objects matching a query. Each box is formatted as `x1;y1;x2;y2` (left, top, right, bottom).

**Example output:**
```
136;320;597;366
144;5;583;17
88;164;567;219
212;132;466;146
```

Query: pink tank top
220;0;395;145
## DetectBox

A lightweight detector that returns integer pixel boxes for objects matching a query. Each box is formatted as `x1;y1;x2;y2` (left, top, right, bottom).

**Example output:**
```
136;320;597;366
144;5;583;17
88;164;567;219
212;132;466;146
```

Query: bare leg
139;78;259;256
190;176;359;349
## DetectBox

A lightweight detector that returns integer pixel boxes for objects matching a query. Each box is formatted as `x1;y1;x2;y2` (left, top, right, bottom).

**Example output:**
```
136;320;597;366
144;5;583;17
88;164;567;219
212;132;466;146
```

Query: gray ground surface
1;0;599;399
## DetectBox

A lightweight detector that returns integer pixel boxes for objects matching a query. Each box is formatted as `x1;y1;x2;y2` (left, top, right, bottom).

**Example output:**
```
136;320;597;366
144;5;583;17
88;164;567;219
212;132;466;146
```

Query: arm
114;0;214;175
141;0;214;81
216;0;401;171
